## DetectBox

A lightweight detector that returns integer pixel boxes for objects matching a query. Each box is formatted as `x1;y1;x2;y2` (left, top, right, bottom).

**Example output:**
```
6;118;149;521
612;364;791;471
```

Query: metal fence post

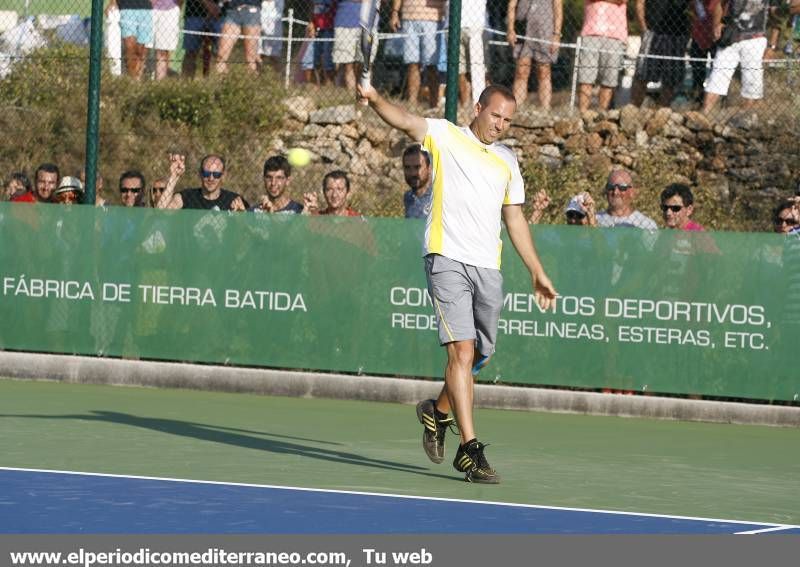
569;35;582;114
84;0;104;205
285;8;294;89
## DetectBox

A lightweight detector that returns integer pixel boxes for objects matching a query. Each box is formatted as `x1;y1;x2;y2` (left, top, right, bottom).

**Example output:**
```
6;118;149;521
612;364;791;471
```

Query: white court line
2;466;798;533
735;526;799;535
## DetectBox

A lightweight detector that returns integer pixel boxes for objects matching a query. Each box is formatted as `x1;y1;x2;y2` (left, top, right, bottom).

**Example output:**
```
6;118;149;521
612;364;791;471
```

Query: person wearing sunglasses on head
660;184;704;231
118;170;147;207
156;153;248;211
596;168;657;230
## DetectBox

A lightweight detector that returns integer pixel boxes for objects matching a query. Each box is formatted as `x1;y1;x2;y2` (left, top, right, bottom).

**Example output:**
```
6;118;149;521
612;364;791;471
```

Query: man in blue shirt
401;144;432;219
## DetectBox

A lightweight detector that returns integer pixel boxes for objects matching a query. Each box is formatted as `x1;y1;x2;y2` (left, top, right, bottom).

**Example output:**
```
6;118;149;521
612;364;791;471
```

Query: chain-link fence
1;0;799;227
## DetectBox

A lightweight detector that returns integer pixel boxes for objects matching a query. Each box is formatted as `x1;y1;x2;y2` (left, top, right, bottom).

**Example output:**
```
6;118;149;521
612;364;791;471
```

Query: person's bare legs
182;49;199;77
702;91;720;114
425;65;439;108
342;62;356;91
536;62;552;109
407;63;421;104
242;26;260;73
433;344;488;445
598;86;614;110
578;82;592;112
215;22;239;73
657;85;675;107
123;36;146;79
631;78;647;106
512;56;532;106
155;49;170;80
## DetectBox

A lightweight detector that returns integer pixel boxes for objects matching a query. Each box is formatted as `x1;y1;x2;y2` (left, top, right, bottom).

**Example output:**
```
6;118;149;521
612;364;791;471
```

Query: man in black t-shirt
157;153;248;211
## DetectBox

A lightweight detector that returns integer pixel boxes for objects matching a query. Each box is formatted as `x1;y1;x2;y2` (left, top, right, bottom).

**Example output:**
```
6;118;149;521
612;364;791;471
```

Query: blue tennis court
3;468;798;534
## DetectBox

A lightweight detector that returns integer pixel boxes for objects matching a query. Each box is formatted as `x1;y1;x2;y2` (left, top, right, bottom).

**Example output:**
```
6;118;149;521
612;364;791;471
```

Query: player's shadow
2;411;456;480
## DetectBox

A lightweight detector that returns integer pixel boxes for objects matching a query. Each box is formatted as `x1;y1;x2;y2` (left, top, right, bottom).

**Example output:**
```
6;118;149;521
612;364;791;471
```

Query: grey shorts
577;35;625;87
513;17;559;64
424;254;503;357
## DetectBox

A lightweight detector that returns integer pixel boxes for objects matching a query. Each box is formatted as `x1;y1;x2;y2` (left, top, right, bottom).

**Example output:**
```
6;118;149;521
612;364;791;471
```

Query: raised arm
156;153;185;209
356;84;428;142
503;204;557;310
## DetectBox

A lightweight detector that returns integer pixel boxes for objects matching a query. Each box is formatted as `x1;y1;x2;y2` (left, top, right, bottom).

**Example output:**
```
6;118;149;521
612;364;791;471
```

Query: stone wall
277;96;800;223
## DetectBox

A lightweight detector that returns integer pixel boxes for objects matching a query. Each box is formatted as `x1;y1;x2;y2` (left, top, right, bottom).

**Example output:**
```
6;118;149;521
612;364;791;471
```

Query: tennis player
357;83;557;483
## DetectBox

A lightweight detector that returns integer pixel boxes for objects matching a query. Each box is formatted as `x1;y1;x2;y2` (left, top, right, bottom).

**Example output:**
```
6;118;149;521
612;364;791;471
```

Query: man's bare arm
356;84;428;142
157;153;185;209
503;204;557;310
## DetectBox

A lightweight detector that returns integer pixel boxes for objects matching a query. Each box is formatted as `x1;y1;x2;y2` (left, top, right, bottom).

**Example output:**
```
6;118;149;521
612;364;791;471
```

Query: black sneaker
453;439;500;484
416;399;455;464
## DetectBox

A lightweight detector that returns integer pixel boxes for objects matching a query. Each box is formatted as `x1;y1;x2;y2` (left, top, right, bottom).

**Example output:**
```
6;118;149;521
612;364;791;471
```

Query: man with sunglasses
596;169;657;230
157;153;248;211
119;170;147;207
660;184;704;231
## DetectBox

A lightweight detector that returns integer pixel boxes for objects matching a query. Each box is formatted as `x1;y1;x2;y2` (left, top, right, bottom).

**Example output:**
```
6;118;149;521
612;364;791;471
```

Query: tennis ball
287;148;312;168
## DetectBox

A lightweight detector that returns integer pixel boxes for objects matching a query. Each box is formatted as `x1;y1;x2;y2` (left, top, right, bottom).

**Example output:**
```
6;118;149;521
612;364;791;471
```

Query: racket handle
358;72;371;105
359;72;371;90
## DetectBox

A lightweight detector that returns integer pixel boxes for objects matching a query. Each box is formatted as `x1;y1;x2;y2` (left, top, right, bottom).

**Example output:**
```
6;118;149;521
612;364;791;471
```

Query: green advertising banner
0;203;796;402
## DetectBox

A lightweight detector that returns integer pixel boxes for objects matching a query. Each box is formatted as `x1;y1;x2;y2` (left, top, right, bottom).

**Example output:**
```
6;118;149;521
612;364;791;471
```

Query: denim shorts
224;5;261;28
301;28;334;71
119;9;153;46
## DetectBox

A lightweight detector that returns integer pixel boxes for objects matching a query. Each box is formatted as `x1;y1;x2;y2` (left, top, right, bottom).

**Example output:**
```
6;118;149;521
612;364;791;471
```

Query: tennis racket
359;0;382;93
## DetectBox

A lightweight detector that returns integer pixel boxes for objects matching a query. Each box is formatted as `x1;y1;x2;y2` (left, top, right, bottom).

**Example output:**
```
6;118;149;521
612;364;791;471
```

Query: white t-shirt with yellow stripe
422;118;525;270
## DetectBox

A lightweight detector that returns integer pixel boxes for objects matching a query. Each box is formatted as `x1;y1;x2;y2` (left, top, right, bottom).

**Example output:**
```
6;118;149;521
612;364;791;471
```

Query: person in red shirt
303;170;360;216
660;184;705;231
11;163;59;203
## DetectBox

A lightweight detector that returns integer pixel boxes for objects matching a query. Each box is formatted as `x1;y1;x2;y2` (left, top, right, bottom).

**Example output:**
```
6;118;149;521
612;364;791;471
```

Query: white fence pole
569;36;581;113
284;8;293;88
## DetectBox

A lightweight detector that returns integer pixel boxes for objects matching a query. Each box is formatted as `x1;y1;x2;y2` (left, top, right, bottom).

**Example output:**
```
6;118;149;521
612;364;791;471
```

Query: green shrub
0;44;91;109
0;45;286;204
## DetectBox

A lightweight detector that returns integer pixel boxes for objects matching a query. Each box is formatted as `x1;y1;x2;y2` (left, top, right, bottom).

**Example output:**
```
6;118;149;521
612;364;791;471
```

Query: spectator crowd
75;0;800;114
4;154;799;235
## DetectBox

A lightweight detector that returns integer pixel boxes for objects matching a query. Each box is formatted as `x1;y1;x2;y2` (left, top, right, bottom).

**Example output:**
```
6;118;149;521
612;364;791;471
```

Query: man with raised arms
357;83;557;483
